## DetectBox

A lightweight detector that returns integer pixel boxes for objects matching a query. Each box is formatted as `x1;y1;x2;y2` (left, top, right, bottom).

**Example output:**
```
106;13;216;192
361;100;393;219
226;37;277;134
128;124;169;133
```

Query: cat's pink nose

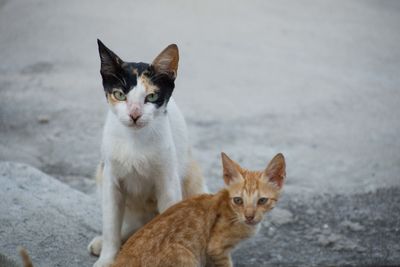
129;106;143;123
129;105;143;122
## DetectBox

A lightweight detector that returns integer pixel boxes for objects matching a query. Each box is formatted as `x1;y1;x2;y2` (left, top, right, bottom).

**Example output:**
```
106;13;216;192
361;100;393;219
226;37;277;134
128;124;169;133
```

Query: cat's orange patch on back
182;158;205;198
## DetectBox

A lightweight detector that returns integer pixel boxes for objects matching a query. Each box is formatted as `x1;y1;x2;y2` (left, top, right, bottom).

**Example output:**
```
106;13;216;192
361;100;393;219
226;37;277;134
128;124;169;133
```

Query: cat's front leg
156;166;182;213
93;164;125;267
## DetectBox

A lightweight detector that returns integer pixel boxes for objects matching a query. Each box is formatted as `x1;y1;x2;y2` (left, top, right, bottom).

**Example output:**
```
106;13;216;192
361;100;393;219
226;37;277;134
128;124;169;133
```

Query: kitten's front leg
93;164;125;267
156;166;182;212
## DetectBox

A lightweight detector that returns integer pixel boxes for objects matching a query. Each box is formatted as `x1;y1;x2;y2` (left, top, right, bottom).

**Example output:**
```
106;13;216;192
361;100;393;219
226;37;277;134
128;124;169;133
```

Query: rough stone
268;208;294;226
317;233;341;246
0;161;100;267
340;220;365;232
316;232;366;253
37;115;50;124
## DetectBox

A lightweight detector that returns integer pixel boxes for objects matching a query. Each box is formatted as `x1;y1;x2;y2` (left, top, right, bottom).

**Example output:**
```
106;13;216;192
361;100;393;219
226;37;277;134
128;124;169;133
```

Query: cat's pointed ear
221;152;243;185
97;39;123;77
262;153;286;189
151;44;179;79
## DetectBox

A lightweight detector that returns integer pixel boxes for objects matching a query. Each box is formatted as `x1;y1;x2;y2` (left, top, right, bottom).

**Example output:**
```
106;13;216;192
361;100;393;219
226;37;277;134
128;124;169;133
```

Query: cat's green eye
146;93;159;103
233;197;243;205
257;198;269;205
112;90;126;101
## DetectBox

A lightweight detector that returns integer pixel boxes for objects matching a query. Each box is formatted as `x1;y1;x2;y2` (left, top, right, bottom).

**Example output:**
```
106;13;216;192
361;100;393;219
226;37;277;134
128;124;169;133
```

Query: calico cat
112;152;286;267
88;40;207;267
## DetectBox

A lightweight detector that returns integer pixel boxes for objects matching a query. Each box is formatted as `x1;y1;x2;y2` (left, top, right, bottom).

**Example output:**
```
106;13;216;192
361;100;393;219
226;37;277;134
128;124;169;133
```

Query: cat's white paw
93;257;114;267
88;236;103;256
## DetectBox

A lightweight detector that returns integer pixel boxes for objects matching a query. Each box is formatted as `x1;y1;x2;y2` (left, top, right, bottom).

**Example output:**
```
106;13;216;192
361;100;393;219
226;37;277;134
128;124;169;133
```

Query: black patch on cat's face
97;39;175;107
143;66;175;107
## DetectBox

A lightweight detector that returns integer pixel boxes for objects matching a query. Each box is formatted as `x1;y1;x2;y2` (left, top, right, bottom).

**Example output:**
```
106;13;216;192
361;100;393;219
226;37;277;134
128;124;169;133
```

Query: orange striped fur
112;153;286;267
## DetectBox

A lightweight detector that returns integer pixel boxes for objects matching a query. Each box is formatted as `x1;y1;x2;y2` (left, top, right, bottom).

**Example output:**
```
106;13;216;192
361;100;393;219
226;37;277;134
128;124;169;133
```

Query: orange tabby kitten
112;152;286;267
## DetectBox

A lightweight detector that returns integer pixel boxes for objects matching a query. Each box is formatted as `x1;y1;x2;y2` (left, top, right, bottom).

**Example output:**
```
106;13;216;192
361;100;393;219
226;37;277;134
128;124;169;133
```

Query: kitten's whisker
228;216;239;225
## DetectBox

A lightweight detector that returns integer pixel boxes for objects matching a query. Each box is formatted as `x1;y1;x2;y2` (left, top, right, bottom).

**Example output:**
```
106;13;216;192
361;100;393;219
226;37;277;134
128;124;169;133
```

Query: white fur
91;86;194;266
109;79;159;129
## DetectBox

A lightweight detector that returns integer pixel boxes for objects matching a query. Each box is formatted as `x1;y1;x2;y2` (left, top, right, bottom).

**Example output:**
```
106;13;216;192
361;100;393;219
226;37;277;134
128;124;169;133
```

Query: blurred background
0;0;399;266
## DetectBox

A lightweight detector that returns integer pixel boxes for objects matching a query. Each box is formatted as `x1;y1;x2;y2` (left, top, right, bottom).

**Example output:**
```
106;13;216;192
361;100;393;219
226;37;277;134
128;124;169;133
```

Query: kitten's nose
245;215;255;221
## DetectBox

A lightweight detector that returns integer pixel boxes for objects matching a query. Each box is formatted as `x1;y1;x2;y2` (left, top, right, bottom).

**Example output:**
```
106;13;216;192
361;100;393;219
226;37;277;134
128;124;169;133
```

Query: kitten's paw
88;236;103;256
93;256;115;267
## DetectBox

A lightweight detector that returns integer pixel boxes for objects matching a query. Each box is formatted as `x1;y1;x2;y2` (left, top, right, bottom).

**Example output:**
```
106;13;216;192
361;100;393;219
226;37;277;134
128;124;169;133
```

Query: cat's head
221;152;286;226
97;39;179;129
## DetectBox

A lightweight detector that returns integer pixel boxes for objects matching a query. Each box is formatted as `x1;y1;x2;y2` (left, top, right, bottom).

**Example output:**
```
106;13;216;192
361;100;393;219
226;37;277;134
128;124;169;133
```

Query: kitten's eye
233;197;243;205
145;93;159;103
257;198;269;205
112;90;126;101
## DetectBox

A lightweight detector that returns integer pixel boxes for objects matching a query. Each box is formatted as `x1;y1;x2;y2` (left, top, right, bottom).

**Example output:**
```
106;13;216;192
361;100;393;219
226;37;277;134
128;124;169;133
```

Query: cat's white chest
101;111;176;194
109;137;155;176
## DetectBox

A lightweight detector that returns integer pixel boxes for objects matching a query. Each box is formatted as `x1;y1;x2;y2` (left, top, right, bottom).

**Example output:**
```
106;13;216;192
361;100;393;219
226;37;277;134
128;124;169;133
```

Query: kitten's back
113;193;219;267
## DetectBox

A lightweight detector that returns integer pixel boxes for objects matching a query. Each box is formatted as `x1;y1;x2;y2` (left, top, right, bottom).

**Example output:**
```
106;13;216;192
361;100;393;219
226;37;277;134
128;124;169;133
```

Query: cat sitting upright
88;40;207;267
112;152;286;267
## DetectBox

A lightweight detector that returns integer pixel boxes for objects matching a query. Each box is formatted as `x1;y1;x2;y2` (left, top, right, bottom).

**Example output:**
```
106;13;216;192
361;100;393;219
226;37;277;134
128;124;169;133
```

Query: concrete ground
0;162;100;267
1;0;399;266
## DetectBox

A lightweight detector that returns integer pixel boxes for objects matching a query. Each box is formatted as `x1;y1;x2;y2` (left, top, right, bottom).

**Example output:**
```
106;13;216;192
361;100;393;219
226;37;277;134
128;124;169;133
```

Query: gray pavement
0;161;100;266
0;0;399;266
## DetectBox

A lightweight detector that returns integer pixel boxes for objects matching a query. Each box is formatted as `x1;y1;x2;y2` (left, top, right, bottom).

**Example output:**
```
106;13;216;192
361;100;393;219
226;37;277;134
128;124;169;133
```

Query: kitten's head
97;39;179;129
221;152;286;226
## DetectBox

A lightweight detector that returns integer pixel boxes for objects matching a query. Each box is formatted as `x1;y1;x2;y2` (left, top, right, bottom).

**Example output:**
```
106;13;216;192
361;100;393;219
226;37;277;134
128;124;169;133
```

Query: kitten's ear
151;44;179;79
97;39;123;77
221;152;243;185
262;153;286;189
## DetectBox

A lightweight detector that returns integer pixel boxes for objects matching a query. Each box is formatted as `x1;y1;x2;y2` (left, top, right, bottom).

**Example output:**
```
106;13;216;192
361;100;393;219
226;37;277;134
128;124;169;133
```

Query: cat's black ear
97;39;123;77
151;44;179;79
262;153;286;189
221;152;244;185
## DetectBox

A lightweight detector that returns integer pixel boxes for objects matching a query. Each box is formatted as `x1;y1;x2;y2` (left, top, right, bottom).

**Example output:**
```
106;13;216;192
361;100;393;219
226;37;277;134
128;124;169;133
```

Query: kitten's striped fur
112;153;286;267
